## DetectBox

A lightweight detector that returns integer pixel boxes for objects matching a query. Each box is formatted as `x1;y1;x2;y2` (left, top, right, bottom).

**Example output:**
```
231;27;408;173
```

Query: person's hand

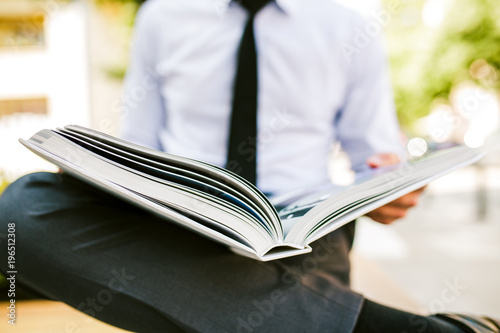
364;153;425;225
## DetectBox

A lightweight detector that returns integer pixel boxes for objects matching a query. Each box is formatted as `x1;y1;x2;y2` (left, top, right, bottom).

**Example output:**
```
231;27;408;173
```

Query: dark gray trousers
0;172;363;332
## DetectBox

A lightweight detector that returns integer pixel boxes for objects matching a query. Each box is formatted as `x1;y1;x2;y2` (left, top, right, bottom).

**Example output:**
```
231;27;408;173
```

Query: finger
367;153;400;168
377;205;409;219
387;192;421;209
365;211;398;225
409;186;426;194
366;205;408;224
415;186;427;193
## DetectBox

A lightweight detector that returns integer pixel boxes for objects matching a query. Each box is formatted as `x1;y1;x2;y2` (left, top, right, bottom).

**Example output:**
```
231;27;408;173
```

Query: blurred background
0;0;499;327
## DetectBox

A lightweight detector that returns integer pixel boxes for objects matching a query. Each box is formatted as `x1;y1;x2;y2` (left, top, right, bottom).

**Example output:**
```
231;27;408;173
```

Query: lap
0;172;363;333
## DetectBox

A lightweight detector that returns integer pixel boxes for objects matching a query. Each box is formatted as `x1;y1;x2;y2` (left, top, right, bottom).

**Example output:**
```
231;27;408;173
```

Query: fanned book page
21;125;485;261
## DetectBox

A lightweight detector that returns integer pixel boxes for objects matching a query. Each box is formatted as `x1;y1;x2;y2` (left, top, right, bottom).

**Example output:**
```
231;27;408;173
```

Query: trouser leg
0;172;363;333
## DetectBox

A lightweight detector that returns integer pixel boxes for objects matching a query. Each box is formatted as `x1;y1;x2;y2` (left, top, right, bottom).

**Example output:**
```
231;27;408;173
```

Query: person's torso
143;0;362;193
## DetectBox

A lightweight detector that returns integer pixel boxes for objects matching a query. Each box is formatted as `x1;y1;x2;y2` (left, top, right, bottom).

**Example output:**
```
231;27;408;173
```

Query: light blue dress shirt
120;0;403;194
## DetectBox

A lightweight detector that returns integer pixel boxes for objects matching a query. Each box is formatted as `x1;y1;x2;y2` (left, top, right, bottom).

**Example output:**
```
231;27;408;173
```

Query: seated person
1;0;498;332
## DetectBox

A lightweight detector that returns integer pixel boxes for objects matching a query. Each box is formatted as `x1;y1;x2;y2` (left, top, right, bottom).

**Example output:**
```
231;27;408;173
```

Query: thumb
367;153;400;168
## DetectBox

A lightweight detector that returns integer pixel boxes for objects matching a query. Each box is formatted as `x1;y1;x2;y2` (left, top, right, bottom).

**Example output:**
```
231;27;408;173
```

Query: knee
0;172;60;226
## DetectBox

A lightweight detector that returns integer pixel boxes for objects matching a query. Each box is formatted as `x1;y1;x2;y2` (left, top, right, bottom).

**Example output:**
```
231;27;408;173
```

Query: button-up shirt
120;0;403;194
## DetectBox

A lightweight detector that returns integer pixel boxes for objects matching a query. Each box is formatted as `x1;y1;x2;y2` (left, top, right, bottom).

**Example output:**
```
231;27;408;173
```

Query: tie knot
239;0;272;15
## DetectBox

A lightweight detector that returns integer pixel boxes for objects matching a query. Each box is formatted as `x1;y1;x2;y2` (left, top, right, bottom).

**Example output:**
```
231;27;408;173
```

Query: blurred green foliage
95;0;143;27
93;0;144;79
100;0;146;5
384;0;500;132
105;64;128;80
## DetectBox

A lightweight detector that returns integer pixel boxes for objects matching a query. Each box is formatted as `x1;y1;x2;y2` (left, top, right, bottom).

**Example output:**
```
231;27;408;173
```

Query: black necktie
226;0;271;185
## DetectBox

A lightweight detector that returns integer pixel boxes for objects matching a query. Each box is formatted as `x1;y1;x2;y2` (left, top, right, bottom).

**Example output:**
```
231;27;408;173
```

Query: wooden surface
0;300;132;333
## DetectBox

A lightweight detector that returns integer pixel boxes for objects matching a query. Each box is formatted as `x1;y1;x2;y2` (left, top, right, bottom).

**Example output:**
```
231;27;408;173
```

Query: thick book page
21;138;257;254
56;128;271;223
282;145;484;246
55;128;275;238
63;125;284;240
20;130;278;255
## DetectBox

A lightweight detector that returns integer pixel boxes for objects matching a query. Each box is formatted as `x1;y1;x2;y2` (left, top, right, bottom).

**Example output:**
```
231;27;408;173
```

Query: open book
21;125;484;261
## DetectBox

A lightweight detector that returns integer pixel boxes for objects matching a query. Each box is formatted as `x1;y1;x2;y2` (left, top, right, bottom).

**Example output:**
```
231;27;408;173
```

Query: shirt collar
216;0;299;16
